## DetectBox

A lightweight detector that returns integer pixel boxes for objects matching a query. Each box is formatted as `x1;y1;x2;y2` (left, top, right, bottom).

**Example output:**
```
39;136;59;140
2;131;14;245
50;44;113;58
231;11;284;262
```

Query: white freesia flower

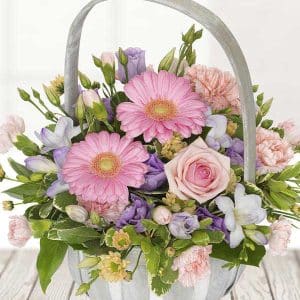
215;183;266;248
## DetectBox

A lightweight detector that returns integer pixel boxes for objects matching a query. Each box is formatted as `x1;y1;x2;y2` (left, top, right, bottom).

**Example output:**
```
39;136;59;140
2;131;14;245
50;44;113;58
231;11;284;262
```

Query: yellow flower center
145;99;177;121
91;152;121;178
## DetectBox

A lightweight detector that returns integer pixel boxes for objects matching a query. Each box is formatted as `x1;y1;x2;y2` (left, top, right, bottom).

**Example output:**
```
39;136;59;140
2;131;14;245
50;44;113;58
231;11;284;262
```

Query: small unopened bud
267;214;278;223
75;94;86;121
158;48;176;72
78;256;99;268
118;48;128;66
81;90;100;108
0;165;5;182
43;85;60;106
292;203;300;216
101;52;115;67
152;206;172;225
18;88;31;101
2;200;14;211
90;211;101;225
165;247;175;257
65;205;88;223
76;283;90;296
182;25;195;44
244;229;268;245
124;271;133;281
79;71;92;89
171;203;181;213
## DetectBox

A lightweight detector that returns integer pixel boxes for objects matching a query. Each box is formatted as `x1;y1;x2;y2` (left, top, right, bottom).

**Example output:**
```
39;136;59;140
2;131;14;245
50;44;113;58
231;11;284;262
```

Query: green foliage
104;227;116;247
57;226;101;244
37;237;67;293
13;134;40;156
78;71;92;89
4;182;45;201
53;192;77;212
29;219;52;238
172;239;193;250
151;276;171;296
192;230;209;246
39;201;53;218
8;158;32;177
141;238;161;275
277;162;300;181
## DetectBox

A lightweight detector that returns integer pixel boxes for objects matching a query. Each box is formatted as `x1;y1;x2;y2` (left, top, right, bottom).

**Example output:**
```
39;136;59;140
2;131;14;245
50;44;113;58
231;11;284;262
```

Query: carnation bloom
117;71;207;143
278;119;300;147
8;215;32;248
185;65;240;114
172;245;212;287
269;217;292;256
256;127;294;174
62;132;149;222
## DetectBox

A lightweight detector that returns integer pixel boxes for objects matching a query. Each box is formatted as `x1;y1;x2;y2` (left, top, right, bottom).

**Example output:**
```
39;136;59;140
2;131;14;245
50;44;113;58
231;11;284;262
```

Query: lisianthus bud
101;52;115;67
158;48;176;72
17;88;31;101
226;120;238;136
65;205;89;223
244;229;268;245
0;164;5;181
2;200;14;211
43;85;61;106
152;206;172;225
165;247;176;257
81;90;101;108
292;203;300;216
75;94;86;121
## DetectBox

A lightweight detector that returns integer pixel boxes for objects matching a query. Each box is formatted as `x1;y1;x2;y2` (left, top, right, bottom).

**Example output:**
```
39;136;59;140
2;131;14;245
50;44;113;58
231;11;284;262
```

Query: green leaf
123;225;143;245
104;227;116;247
192;230;210;246
172;239;193;250
269;191;293;210
261;98;273;116
4;182;45;200
211;242;266;267
29;219;52;238
159;256;178;285
8;158;32;177
244;181;265;198
151;276;171;296
153;226;170;248
277;162;300;181
199;217;213;229
268;179;288;192
261;119;273;129
53;192;77;212
206;230;225;243
92;102;108;121
13;134;40;156
141;219;159;231
39;201;53;218
252;84;259;93
57;227;101;244
141;239;160;275
37;237;67;293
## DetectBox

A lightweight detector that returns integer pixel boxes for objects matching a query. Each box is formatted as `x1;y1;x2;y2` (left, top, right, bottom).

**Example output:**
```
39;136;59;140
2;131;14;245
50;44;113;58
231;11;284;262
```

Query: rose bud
81;90;101;108
152;206;172;225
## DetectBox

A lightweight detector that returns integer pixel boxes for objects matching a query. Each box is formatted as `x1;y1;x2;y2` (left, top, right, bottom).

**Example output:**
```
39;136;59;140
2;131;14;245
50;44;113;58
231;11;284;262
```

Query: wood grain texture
0;249;13;274
0;250;38;300
29;255;74;300
231;266;272;300
262;252;300;300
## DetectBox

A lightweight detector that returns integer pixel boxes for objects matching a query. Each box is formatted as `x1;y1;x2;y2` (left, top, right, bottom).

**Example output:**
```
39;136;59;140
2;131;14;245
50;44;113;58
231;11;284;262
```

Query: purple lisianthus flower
205;114;232;151
225;138;244;166
35;117;81;153
116;47;146;83
102;97;114;122
116;194;152;232
140;153;167;191
196;207;229;241
25;156;57;173
47;147;70;198
168;212;199;239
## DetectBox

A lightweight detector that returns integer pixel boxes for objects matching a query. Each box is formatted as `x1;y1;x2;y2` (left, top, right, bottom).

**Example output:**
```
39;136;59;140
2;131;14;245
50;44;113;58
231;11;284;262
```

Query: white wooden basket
65;0;257;299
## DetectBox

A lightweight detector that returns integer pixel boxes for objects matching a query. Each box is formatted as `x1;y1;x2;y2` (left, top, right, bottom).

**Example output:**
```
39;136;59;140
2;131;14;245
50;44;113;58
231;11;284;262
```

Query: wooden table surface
0;250;299;300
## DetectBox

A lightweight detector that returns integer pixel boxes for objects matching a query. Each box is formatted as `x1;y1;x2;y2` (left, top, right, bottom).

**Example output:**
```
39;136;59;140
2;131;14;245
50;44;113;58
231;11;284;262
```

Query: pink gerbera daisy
62;132;149;221
116;71;208;143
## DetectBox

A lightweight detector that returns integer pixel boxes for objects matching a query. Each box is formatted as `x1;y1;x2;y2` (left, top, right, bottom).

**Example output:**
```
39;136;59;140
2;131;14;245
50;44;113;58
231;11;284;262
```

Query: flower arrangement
1;25;300;296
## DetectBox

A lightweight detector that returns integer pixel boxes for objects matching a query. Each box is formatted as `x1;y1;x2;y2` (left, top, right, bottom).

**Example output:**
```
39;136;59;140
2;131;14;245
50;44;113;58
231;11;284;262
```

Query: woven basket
65;0;256;299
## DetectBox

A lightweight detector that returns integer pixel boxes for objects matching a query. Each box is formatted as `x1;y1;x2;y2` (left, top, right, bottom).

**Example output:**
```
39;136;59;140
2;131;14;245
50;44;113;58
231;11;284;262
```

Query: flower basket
2;0;299;299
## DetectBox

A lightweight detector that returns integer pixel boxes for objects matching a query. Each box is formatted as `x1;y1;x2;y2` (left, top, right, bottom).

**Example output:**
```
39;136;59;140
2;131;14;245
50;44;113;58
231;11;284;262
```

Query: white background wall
0;0;299;249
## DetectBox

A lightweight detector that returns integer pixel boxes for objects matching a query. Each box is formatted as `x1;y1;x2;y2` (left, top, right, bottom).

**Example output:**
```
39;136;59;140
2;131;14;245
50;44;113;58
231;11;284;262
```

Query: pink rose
256;127;294;175
152;206;172;225
101;52;115;67
269;217;292;256
0;115;25;154
8;216;32;248
165;137;230;203
278;120;300;147
172;245;212;287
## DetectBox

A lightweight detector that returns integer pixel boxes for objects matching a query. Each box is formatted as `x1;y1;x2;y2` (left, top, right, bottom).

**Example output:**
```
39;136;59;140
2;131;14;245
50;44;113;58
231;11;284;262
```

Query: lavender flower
225;138;244;166
102;98;114;122
140;153;167;191
116;194;152;233
196;207;229;241
116;47;146;83
47;147;69;197
35;117;81;153
168;212;199;239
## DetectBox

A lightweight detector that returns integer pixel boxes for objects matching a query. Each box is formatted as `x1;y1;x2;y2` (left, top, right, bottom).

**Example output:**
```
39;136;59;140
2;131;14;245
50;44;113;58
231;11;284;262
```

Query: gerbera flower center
90;152;121;178
145;99;177;121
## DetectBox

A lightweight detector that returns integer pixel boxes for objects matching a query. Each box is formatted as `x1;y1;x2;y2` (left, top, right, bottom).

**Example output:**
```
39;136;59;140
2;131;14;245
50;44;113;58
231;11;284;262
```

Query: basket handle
64;0;256;183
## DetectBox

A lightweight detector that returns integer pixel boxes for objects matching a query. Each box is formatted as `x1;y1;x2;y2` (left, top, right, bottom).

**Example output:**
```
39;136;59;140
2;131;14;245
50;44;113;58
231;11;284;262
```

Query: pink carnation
62;132;149;221
117;70;207;143
278;119;300;147
172;245;212;287
165;137;230;203
8;216;32;248
269;218;292;256
185;65;240;114
256;127;294;174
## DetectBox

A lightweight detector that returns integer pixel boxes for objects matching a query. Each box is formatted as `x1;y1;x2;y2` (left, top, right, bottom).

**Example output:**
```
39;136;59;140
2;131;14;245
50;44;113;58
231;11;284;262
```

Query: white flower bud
65;205;88;223
152;206;172;225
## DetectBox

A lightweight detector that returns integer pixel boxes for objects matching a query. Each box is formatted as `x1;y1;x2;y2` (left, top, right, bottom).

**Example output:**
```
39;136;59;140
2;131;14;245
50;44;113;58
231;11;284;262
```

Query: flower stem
131;250;143;275
4;177;19;182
